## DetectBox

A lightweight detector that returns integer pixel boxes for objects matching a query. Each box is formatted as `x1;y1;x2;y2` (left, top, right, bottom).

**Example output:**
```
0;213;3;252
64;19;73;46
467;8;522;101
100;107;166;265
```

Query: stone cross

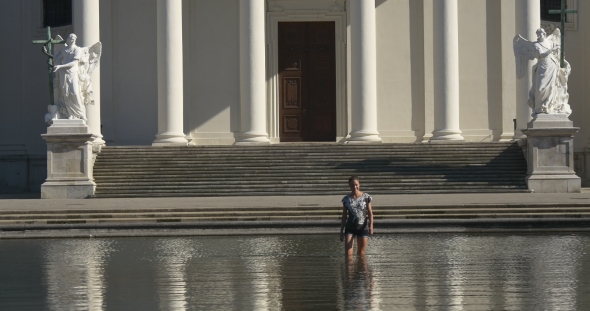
32;27;66;106
548;0;577;68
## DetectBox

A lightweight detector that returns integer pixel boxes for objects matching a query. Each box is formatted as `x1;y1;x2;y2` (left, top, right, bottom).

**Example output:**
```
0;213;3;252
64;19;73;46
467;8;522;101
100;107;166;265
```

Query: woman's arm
340;205;347;241
368;202;374;235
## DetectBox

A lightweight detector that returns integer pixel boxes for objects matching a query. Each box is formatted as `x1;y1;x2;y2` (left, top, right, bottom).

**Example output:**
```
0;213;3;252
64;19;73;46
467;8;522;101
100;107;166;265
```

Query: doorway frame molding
266;4;348;143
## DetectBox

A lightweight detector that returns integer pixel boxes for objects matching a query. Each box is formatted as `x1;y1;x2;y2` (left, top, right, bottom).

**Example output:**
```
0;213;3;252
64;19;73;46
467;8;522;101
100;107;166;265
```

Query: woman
340;176;374;256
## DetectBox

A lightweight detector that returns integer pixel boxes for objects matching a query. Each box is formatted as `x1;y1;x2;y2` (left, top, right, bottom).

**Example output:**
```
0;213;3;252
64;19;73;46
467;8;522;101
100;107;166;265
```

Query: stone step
93;142;527;197
92;190;530;198
94;165;526;171
96;153;523;159
2;212;589;225
4;207;590;220
94;188;529;196
96;148;523;154
94;157;526;164
5;203;590;216
92;177;526;184
94;180;526;187
101;142;516;148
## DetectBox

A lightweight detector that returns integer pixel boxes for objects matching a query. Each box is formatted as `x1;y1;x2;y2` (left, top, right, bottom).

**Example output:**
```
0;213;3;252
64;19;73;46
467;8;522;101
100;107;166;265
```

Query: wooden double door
279;22;336;142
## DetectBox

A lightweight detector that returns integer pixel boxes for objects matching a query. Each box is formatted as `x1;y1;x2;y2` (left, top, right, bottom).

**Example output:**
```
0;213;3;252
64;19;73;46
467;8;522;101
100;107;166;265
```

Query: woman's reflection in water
342;255;376;311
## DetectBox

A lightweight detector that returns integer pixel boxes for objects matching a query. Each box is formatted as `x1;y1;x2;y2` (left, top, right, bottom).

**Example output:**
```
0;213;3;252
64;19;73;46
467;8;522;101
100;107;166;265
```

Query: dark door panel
279;22;336;142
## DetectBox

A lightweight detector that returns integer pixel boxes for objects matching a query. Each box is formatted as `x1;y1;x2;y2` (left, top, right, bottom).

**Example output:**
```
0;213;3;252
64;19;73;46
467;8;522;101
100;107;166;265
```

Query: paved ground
2;190;590;211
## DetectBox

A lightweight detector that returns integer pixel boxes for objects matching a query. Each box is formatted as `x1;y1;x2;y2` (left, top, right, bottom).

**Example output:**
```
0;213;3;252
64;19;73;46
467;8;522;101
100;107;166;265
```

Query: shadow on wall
0;155;46;193
189;0;240;134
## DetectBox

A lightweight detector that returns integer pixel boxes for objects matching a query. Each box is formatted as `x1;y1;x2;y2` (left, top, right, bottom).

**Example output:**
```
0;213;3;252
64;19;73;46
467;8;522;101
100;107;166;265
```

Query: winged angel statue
514;28;571;116
47;33;101;123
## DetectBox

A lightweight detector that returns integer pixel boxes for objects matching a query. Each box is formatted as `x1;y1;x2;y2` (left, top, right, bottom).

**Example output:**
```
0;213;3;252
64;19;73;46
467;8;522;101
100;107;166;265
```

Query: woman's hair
348;176;360;185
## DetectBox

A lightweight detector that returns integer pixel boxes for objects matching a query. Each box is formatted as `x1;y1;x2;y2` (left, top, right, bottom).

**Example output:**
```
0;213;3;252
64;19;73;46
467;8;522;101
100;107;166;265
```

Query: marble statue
514;28;572;117
52;33;102;121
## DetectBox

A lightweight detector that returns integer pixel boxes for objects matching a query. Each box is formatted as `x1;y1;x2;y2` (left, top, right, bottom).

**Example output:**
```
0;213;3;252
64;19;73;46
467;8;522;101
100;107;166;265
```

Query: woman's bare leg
356;237;368;255
345;235;355;256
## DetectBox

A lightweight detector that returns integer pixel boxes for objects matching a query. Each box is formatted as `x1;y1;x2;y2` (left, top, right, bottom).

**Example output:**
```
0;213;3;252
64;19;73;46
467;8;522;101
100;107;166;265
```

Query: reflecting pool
1;233;590;310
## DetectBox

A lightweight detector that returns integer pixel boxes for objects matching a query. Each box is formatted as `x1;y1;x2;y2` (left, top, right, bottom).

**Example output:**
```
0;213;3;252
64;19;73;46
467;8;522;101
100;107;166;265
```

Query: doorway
278;22;337;142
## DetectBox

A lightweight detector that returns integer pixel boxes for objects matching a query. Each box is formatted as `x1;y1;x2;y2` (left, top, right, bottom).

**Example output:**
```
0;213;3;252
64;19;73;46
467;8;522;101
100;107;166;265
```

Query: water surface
1;233;590;310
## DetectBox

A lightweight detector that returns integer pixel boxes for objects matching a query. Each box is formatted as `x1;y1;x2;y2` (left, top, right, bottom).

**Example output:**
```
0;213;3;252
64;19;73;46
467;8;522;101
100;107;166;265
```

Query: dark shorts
345;227;369;238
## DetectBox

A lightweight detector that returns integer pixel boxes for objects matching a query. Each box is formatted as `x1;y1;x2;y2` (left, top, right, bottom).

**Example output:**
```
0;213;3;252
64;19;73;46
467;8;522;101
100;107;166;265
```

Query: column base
512;131;527;140
92;135;106;153
431;129;464;141
153;132;189;146
498;132;515;142
235;132;271;145
526;175;581;193
41;181;96;199
347;131;382;143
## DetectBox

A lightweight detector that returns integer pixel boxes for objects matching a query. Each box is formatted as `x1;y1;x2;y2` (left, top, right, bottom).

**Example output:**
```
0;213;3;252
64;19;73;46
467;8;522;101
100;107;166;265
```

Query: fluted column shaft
153;0;188;146
431;0;464;141
348;0;381;143
237;0;270;145
73;0;104;147
514;0;540;139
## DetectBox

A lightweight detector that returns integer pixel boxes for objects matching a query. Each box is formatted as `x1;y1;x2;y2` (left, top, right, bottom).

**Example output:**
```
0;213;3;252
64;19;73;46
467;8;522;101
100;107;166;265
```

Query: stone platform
2;191;590;238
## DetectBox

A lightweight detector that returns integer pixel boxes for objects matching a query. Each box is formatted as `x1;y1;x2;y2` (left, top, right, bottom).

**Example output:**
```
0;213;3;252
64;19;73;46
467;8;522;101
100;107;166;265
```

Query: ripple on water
0;233;589;310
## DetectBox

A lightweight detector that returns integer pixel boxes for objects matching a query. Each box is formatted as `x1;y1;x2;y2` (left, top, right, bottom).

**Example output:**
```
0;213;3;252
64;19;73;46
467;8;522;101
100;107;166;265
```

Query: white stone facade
2;0;590;192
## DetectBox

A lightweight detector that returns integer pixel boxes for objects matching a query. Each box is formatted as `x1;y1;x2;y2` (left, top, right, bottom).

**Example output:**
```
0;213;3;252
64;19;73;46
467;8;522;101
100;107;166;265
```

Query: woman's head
349;176;360;192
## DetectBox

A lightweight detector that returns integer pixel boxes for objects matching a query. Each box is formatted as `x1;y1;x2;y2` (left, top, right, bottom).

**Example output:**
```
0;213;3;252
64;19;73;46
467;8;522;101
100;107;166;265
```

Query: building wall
3;0;590;192
0;0;58;192
376;0;425;143
187;0;240;145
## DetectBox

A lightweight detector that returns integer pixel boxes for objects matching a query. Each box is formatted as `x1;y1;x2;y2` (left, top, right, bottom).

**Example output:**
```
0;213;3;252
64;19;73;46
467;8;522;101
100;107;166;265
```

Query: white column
514;0;540;139
153;0;188;146
431;0;464;141
73;0;105;147
237;0;270;145
348;0;381;143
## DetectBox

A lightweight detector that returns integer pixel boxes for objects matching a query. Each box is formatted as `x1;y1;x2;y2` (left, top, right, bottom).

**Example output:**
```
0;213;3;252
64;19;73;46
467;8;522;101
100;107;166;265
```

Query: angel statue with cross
51;33;102;122
513;28;571;117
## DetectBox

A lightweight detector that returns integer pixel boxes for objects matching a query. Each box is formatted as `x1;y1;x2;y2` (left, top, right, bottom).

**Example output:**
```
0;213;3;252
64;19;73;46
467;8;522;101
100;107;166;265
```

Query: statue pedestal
41;120;97;199
522;114;581;193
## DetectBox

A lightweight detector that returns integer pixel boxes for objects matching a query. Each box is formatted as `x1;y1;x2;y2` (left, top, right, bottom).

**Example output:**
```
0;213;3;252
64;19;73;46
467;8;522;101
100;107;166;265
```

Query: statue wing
87;42;102;76
547;28;561;58
513;34;535;79
547;28;561;46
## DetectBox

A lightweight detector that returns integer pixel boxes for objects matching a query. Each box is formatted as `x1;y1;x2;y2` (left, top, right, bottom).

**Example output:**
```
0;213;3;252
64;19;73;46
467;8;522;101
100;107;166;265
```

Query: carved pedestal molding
347;0;381;143
73;0;105;149
513;0;540;139
41;120;97;199
431;0;463;141
237;0;271;145
522;114;580;193
153;0;188;146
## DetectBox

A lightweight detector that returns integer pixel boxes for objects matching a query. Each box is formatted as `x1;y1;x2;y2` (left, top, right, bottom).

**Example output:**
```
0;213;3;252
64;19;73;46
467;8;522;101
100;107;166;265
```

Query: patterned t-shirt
342;193;372;230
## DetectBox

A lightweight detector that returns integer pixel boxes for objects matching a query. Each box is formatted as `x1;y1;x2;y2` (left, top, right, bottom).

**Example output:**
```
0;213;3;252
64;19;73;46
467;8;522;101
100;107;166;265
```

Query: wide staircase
92;142;528;198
